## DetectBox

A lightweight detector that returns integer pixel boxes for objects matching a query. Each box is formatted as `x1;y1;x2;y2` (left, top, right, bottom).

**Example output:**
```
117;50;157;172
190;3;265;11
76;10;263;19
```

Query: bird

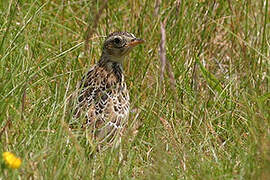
73;32;144;146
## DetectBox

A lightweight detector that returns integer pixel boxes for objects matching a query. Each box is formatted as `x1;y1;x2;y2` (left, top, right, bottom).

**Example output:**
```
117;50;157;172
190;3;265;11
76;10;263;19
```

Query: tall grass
0;0;269;179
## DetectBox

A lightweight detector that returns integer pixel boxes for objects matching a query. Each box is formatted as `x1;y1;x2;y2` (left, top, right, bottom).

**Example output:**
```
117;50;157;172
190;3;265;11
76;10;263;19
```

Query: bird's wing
73;64;130;143
73;65;99;120
73;64;117;124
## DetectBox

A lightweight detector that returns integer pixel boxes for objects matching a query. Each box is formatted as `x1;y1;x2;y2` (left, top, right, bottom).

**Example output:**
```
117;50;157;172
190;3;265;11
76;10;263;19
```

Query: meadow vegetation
0;0;269;179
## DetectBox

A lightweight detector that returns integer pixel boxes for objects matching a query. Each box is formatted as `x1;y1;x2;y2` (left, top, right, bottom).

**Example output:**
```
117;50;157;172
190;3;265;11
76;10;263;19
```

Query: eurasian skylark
74;32;144;145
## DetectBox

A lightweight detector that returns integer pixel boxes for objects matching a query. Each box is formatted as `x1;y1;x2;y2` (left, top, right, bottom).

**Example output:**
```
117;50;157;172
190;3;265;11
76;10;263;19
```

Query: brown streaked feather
74;61;130;143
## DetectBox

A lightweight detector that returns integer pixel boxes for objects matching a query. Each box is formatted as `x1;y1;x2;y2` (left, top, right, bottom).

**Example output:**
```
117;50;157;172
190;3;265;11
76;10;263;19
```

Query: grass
0;0;269;179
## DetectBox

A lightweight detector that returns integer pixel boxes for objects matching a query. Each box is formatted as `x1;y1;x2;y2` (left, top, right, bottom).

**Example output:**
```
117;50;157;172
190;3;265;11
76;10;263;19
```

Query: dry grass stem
84;0;108;53
159;21;166;83
154;0;161;16
0;117;12;139
159;20;178;100
159;116;181;153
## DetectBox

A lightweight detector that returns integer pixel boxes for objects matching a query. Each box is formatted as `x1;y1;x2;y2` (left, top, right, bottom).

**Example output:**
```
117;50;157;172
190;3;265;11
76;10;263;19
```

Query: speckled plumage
74;32;143;144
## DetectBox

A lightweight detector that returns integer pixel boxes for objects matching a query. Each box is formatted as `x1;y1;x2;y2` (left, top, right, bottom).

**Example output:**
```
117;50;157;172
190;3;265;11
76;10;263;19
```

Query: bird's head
102;32;144;63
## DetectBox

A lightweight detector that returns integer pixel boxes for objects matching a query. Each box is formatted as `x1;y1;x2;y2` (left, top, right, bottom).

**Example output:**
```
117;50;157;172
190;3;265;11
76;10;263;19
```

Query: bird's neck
99;53;124;70
98;53;124;82
100;52;125;64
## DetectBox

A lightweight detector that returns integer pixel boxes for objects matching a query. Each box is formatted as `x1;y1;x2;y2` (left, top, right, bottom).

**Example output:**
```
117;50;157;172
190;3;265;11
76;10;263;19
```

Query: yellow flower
2;152;22;169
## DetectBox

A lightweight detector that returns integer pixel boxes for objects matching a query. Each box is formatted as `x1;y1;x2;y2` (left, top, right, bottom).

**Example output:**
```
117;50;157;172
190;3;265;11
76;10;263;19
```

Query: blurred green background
0;0;269;179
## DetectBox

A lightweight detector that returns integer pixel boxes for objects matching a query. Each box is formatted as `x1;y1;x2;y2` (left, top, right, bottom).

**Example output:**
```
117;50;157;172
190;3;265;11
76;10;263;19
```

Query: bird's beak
127;38;145;47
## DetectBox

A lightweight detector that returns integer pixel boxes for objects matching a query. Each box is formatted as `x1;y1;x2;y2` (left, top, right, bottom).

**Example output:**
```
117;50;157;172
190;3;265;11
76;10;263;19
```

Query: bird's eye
114;37;121;44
